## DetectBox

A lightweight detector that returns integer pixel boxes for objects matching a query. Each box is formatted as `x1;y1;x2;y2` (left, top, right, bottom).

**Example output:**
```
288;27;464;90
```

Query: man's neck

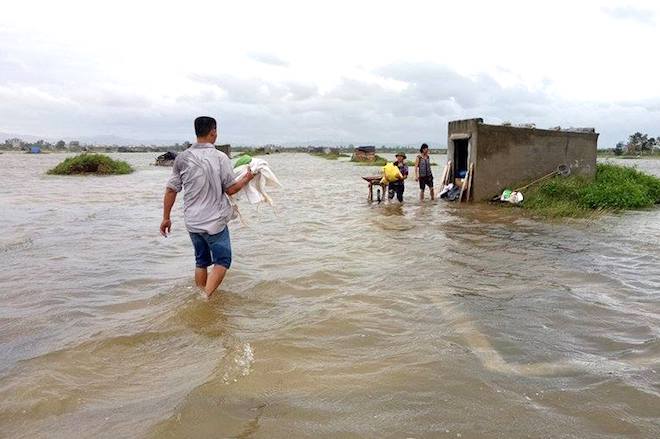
196;137;214;145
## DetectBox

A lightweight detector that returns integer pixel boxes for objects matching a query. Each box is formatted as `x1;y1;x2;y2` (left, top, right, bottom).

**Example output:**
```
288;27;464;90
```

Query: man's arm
162;157;183;237
160;188;177;236
225;170;254;196
414;157;420;181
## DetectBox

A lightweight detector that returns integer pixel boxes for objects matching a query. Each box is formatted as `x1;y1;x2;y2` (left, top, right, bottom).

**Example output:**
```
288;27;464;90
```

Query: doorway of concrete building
453;138;469;178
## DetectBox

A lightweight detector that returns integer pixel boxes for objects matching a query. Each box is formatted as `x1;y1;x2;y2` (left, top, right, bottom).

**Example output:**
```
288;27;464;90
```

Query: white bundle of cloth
232;158;282;205
226;158;281;225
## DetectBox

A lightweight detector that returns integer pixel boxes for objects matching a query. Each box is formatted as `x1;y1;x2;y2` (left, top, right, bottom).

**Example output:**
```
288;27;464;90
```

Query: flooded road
1;152;659;438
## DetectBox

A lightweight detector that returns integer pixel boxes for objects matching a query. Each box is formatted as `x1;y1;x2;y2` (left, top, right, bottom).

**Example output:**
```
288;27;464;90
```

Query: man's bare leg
195;267;208;289
430;187;435;200
204;265;228;298
420;189;424;201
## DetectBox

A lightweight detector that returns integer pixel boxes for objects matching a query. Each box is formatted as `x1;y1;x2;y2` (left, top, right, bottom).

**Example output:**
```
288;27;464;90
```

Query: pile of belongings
439;183;461;201
499;189;523;204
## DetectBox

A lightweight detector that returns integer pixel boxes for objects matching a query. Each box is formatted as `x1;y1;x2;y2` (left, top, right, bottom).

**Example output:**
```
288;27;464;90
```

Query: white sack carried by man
226;157;281;224
232;158;282;205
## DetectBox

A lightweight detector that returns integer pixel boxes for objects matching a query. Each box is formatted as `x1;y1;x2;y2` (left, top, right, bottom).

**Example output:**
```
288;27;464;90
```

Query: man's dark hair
194;116;217;137
420;143;429;153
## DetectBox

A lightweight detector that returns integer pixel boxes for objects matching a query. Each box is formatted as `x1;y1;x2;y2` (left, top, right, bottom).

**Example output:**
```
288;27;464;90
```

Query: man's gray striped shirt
166;143;237;235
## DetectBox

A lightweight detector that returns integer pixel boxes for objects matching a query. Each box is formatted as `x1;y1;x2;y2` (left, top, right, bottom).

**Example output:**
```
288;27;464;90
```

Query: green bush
521;163;660;217
47;154;133;175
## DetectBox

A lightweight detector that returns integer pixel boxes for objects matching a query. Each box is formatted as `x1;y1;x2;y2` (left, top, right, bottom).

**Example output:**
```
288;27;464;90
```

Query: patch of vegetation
350;154;389;166
520;163;660;218
47;154;134;175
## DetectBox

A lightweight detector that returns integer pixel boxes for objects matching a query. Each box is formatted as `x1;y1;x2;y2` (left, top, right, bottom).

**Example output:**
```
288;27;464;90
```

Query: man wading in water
414;143;434;201
160;116;254;299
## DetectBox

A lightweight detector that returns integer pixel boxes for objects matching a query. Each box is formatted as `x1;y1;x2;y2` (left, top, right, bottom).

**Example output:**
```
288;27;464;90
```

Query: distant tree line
613;132;660;156
0;138;190;153
1;138;74;151
2;137;448;155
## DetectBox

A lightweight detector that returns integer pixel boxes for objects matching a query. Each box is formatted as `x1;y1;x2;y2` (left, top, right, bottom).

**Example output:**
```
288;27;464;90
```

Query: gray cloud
182;65;660;146
2;57;660;146
601;5;655;26
248;52;290;67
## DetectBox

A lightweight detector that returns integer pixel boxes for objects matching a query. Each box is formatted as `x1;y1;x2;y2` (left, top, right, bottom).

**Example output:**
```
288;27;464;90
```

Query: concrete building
308;146;332;154
447;118;598;201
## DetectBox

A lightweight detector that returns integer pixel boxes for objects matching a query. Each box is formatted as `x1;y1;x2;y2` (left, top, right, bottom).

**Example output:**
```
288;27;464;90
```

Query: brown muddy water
0;152;659;438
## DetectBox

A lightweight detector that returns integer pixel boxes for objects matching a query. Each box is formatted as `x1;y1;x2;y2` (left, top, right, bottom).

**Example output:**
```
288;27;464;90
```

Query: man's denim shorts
189;227;232;269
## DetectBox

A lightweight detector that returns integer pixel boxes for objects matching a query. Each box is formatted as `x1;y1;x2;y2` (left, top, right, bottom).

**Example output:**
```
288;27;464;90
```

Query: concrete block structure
352;145;376;162
446;118;598;201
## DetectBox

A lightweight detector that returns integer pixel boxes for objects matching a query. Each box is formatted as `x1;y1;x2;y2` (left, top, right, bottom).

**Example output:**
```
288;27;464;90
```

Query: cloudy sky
1;0;658;146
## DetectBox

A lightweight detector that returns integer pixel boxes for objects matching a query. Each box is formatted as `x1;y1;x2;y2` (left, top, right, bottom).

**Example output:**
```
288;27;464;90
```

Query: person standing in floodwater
415;143;434;201
160;116;254;299
388;152;409;202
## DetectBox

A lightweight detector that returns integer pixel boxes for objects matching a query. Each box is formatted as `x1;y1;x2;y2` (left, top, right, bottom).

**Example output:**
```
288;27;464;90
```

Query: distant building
308;146;331;154
446;118;598;200
8;138;22;149
215;144;231;157
352;145;376;162
155;151;177;166
30;146;41;154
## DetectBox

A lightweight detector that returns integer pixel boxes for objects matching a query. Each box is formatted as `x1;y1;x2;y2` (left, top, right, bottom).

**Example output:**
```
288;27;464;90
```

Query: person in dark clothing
388;152;409;202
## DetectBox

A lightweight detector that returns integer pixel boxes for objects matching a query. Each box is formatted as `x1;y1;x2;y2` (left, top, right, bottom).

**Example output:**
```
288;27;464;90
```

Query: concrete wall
447;118;598;201
446;118;481;188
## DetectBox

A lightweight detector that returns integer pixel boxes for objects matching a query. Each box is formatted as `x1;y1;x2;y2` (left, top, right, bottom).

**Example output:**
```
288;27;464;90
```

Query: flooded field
1;152;659;438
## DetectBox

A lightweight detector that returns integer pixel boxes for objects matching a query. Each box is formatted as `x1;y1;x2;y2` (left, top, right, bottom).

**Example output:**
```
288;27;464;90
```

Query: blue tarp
31;147;41;154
